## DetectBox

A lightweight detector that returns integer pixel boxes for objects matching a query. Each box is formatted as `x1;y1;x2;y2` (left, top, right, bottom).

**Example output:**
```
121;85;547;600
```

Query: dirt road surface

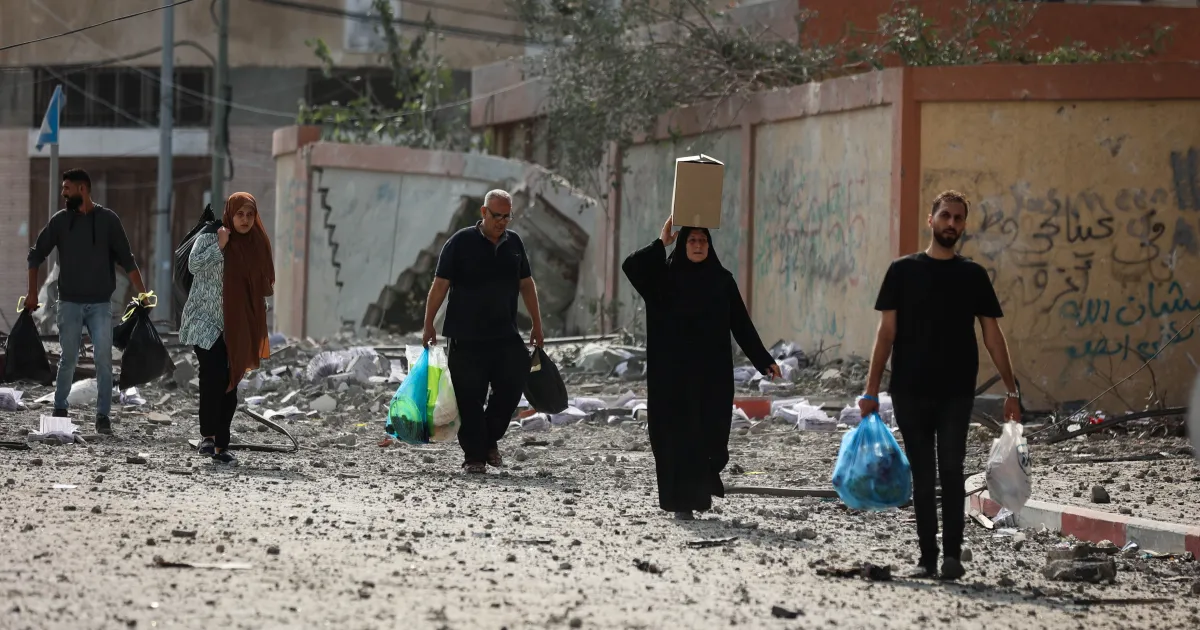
4;407;1199;630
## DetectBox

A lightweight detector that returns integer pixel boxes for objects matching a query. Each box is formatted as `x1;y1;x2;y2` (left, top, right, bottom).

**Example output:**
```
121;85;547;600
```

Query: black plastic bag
2;309;54;386
113;299;138;351
116;302;171;389
523;347;568;414
173;204;218;298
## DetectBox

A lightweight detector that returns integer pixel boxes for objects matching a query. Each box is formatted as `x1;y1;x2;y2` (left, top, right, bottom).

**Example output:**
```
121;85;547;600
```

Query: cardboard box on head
670;154;724;229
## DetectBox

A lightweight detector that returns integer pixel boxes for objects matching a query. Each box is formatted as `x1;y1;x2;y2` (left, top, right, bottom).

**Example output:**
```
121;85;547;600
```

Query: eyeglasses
487;210;513;222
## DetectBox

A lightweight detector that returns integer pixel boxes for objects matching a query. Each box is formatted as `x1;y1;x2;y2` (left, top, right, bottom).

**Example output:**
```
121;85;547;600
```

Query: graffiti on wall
753;166;873;341
927;148;1200;388
750;105;894;355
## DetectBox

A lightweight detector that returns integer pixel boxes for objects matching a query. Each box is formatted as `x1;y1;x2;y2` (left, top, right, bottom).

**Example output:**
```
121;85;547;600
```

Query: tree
510;0;1172;198
298;0;476;151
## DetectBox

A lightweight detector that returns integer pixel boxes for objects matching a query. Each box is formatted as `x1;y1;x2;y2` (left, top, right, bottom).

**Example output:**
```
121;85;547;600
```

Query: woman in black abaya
623;215;780;519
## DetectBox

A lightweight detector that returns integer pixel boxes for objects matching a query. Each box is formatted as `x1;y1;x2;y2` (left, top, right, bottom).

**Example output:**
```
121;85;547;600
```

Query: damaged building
271;128;603;341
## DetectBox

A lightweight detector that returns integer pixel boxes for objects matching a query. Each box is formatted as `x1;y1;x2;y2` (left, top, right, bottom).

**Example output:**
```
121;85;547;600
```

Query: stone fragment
309;395;337;413
1041;558;1116;584
1091;485;1110;504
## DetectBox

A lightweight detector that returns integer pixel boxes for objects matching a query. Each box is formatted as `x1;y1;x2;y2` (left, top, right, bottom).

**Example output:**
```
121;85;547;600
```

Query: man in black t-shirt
422;189;545;474
859;190;1020;581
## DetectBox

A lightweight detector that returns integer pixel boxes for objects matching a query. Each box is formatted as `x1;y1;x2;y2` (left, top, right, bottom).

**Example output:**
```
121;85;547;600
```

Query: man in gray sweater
26;168;147;434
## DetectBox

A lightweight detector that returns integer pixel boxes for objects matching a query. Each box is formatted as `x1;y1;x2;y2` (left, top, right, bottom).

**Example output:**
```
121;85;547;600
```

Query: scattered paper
39;416;78;435
264;406;302;420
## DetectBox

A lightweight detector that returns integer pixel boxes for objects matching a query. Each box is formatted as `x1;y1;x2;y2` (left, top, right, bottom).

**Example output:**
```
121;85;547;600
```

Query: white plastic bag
0;388;24;411
428;347;460;441
67;378;99;407
985;422;1032;513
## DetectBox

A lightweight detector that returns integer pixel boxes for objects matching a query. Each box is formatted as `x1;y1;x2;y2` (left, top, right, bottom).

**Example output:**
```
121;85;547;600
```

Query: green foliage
510;0;840;198
849;0;1174;68
509;0;1173;198
298;0;475;151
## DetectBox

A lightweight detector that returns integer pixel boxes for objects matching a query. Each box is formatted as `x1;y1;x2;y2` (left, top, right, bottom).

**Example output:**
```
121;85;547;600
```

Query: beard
933;229;960;249
64;194;84;211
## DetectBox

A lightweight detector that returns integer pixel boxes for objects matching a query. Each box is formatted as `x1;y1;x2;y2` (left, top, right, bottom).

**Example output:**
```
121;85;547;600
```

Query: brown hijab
221;192;274;391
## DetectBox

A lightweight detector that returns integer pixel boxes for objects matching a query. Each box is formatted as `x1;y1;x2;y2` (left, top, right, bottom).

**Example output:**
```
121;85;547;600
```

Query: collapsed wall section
275;141;603;341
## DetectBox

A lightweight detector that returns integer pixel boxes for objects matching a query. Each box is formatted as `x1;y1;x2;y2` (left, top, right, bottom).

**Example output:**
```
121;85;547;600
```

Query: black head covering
667;227;728;318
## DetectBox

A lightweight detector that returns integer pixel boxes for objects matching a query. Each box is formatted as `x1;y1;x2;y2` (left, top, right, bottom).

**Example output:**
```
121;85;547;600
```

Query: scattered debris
770;605;803;619
685;537;738;549
634;559;664;575
152;556;252;571
814;563;893;582
1043;556;1117;584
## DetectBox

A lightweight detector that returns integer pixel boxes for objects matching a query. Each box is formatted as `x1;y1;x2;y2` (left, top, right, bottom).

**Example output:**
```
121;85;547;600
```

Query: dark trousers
891;396;974;566
448;337;529;464
196;335;238;450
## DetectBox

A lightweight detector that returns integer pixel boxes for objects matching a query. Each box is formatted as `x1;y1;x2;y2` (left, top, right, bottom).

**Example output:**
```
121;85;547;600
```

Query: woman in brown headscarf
178;192;274;464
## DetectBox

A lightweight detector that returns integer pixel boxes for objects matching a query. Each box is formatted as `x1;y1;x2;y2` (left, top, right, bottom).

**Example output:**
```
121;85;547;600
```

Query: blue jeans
55;301;113;416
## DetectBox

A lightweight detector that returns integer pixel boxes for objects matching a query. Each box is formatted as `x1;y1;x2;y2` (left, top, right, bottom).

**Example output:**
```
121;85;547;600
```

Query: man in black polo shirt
422;189;545;474
859;189;1020;581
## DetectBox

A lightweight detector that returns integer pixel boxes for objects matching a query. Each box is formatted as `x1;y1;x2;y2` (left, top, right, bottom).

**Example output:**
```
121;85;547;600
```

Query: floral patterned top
178;232;224;350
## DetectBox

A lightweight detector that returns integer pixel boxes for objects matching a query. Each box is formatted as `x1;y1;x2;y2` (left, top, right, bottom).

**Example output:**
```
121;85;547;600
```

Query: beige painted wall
273;152;303;338
751;106;896;357
617;129;744;332
0;0;523;69
921;100;1200;408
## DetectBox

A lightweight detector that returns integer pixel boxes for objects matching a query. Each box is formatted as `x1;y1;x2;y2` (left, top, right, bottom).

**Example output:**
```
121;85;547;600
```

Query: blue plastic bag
831;412;913;510
385;348;433;445
385;347;458;445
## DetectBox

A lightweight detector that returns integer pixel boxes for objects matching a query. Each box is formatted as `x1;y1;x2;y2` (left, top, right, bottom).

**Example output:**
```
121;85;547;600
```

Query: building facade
0;0;524;322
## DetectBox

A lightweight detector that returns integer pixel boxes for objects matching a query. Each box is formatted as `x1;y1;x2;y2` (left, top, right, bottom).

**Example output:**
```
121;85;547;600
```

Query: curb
734;397;772;419
969;491;1200;556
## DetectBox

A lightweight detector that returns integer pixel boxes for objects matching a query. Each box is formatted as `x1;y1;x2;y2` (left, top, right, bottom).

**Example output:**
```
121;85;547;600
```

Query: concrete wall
227;126;280;241
617;129;744;331
921;99;1200;407
752;106;896;356
282;62;1200;411
273;132;602;340
303;166;489;335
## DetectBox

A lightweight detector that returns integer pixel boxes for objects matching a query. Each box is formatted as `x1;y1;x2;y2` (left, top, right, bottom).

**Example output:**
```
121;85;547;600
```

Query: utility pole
154;1;175;323
210;0;229;206
35;84;64;334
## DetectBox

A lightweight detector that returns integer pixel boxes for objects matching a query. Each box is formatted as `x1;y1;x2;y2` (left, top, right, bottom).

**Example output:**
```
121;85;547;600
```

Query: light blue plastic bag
831;412;913;511
385;348;432;444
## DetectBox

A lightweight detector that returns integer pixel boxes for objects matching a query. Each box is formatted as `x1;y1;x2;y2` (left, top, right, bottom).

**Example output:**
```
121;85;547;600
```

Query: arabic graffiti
957;182;1189;293
1064;320;1196;362
752;163;874;341
1059;281;1200;328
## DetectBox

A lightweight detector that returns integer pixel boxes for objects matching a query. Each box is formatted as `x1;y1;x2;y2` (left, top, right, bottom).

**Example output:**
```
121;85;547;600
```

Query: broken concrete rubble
1042;556;1118;584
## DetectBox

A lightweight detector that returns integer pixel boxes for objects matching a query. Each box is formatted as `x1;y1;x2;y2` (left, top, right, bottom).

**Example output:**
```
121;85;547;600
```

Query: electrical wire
1025;308;1200;440
0;0;197;52
6;40;220;92
247;0;532;46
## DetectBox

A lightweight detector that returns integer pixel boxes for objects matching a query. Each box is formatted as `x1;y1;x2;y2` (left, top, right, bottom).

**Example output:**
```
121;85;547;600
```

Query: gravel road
4;403;1199;630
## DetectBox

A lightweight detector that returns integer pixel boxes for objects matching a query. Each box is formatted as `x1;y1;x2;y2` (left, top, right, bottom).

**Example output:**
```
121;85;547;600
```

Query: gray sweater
27;205;138;304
